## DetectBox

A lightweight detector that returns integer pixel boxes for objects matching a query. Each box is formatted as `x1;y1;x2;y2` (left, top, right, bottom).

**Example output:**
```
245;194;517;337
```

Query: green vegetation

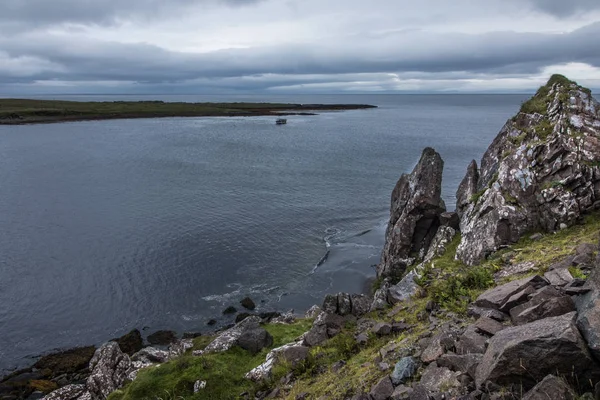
108;320;312;400
519;74;576;116
469;188;488;204
0;99;376;125
107;211;600;400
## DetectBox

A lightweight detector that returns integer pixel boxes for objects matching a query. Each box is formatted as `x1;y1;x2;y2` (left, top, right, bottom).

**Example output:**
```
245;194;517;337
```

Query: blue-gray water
0;94;527;374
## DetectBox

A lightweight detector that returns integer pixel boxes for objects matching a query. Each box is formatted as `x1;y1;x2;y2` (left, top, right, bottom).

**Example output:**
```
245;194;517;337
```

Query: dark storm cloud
525;0;600;17
1;0;261;26
2;22;600;88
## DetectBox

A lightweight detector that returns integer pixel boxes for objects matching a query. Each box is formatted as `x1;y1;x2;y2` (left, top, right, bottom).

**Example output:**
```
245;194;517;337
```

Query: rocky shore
3;74;600;400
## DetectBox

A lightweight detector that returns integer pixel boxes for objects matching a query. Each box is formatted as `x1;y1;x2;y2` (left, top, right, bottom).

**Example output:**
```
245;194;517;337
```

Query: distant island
0;99;377;125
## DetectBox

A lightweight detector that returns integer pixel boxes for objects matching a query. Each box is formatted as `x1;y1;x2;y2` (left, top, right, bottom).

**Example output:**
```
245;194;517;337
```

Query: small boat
276;118;287;125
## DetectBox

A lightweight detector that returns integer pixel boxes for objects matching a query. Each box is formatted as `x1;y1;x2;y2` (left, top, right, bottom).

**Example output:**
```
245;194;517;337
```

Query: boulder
474;275;547;310
437;353;482;379
322;294;338;314
421;333;449;363
369;377;394;400
86;342;131;400
390;357;418;386
439;212;460;230
456;76;600;265
388;269;421;305
390;385;413;400
146;330;177;346
419;364;460;394
372;323;392;337
466;306;508;322
114;329;143;356
511;296;575;325
370;281;391;311
575;254;600;360
131;347;170;364
305;305;322;319
494;261;537;280
473;317;504;336
476;312;598;390
498;286;536;313
378;147;446;279
350;294;371;317
245;343;309;381
204;316;262;353
240;297;256;310
302;313;346;347
455;325;488;355
544;269;574;286
41;385;87;400
522;375;576;400
237;328;273;355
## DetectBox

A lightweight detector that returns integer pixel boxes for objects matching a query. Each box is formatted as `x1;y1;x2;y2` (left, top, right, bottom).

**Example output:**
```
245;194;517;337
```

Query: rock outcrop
378;147;446;279
456;75;600;265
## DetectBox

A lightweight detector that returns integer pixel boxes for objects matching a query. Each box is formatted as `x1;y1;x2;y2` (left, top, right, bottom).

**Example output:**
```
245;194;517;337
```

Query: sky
2;0;600;94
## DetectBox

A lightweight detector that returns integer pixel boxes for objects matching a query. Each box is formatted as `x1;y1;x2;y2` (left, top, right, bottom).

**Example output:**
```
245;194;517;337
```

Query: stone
355;333;369;346
331;360;346;373
193;380;206;393
207;319;217;326
423;226;457;263
305;305;322;319
34;347;96;377
338;293;353;316
474;317;504;336
86;342;131;399
322;294;338;314
350;395;369;400
455;77;600;266
390;357;418;386
408;385;429;400
204;316;262;353
222;306;237;315
378;147;446;279
511;296;575;325
388;269;421;304
575;260;600;360
372;323;392;337
350;294;371;317
476;312;598;390
370;281;391;311
390;385;413;400
529;233;543;241
168;339;193;358
421;333;448;363
456;325;488;355
271;310;296;324
522;375;576;400
131;347;170;364
147;330;177;346
419;364;460;394
544;269;574;286
439;212;460;230
498;286;536;313
114;329;143;356
235;312;253;323
437;353;482;379
237;328;273;354
245;343;309;381
369;377;394;400
474;275;547;310
240;297;256;310
392;322;411;333
466;306;508;322
40;385;86;400
303;324;328;347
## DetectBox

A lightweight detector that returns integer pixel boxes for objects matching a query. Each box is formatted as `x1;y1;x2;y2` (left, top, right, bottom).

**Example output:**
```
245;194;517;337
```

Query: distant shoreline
0;99;377;125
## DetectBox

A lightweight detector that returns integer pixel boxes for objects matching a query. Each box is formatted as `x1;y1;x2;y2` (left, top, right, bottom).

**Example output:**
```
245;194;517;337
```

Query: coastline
0;99;376;125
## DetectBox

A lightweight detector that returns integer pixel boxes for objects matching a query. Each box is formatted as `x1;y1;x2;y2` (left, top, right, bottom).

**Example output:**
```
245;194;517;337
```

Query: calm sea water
0;94;527;373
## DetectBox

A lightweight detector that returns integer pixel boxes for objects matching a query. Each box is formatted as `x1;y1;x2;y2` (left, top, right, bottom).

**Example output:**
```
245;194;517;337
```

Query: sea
0;93;527;374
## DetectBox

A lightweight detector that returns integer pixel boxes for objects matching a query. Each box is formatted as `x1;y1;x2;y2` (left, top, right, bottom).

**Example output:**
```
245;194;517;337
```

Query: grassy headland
0;99;377;125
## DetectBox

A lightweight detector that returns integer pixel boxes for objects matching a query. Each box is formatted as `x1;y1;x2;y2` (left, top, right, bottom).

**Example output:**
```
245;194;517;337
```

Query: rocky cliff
377;147;446;280
456;75;600;265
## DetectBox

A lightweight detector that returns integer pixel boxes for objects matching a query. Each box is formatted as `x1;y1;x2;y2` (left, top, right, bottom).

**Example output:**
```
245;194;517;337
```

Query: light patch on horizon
1;0;600;93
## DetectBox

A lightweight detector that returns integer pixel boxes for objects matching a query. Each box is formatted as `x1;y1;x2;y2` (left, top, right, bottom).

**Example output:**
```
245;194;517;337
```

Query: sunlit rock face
456;75;600;266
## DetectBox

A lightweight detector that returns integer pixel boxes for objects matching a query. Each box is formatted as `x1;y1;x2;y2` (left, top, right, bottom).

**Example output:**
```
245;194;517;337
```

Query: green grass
108;320;312;400
0;99;376;125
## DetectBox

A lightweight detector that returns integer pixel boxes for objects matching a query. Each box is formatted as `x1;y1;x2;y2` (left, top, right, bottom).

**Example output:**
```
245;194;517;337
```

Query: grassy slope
0;99;376;125
107;213;600;400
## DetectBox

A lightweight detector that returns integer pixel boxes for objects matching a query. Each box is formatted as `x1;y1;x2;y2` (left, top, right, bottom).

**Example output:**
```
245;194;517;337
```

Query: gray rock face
131;347;170;364
511;295;575;325
437;353;482;379
86;342;131;400
419;363;460;394
522;375;576;400
390;357;418;386
237;328;273;354
476;312;598;390
203;316;262;353
424;226;457;263
473;317;504;336
474;275;547;310
456;325;487;355
378;147;446;279
350;294;371;317
455;76;600;265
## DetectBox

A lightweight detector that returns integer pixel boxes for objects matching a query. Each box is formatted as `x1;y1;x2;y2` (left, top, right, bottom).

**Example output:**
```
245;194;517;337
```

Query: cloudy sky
2;0;600;94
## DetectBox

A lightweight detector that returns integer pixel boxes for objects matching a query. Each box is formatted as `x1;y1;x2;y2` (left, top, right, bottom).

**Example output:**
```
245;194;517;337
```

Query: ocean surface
0;94;527;373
